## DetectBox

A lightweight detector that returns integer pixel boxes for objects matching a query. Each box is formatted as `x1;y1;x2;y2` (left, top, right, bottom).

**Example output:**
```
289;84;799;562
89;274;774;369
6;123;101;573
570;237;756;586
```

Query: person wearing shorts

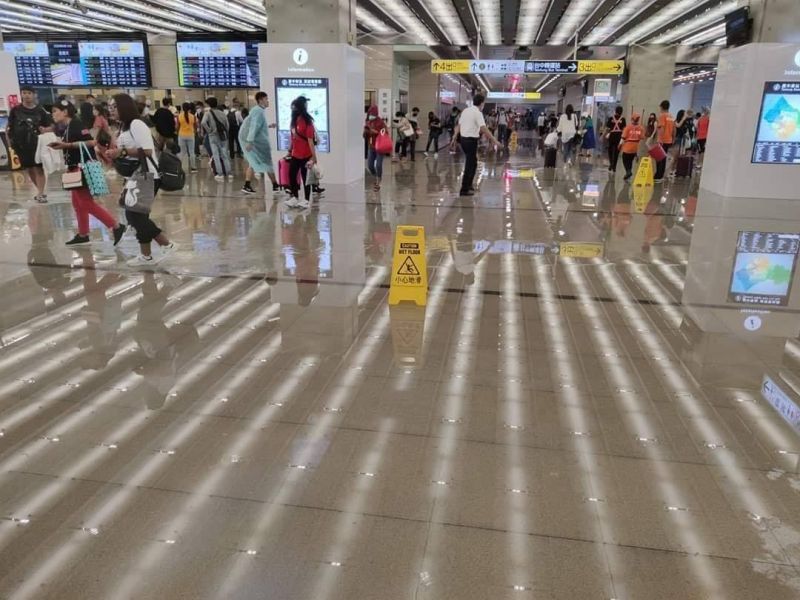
8;86;53;203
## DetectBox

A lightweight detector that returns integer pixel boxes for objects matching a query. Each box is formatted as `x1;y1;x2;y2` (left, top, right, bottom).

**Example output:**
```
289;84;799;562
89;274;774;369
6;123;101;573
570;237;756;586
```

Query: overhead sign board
487;91;542;100
432;59;526;74
578;60;625;74
433;59;626;76
525;61;579;74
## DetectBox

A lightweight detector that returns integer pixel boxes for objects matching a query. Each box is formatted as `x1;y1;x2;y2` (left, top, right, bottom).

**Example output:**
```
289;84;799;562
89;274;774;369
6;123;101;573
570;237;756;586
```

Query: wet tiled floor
0;148;798;599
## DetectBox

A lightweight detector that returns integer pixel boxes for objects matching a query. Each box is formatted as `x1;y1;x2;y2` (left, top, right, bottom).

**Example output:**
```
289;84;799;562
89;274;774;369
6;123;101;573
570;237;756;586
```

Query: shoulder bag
79;142;109;196
119;156;158;214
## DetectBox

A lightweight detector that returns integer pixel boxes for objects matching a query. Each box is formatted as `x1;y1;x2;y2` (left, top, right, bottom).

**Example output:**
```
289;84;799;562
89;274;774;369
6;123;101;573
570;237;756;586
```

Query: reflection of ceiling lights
679;22;727;46
515;0;547;46
549;0;595;45
475;0;501;45
673;68;717;82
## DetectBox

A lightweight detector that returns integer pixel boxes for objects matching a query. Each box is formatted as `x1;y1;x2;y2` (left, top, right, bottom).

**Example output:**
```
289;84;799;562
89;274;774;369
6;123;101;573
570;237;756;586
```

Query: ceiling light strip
676;22;726;46
146;0;265;30
616;0;716;45
581;0;654;45
549;0;597;45
370;0;437;45
9;0;175;33
515;0;548;46
650;2;736;44
356;6;394;34
0;3;121;31
88;0;226;32
474;0;501;45
423;0;469;45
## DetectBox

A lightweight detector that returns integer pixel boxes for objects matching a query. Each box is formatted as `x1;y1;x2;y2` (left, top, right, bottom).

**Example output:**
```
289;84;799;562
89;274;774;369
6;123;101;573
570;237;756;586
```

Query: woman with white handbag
47;99;126;248
104;94;176;267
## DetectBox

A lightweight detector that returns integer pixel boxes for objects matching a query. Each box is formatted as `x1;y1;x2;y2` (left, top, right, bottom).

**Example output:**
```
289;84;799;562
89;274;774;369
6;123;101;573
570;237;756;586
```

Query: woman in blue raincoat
240;91;280;195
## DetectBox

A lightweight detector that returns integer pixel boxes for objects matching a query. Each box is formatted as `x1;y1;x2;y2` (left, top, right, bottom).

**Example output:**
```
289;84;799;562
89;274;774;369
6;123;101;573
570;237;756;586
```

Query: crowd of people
6;86;326;263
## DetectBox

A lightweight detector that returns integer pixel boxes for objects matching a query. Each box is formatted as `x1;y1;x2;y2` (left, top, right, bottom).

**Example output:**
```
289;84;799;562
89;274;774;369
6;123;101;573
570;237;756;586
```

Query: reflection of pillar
409;61;440;152
620;45;677;117
272;183;366;354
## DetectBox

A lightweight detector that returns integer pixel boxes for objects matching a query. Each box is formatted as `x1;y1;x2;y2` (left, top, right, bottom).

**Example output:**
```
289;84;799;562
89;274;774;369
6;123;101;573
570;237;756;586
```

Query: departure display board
728;231;800;306
3;36;150;87
752;82;800;164
2;41;51;86
275;78;330;153
176;40;260;87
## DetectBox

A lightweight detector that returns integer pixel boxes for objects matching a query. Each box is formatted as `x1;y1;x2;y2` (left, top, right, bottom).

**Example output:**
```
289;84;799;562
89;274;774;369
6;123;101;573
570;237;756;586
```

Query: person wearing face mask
405;107;420;161
363;105;388;190
240;91;280;195
47;98;126;247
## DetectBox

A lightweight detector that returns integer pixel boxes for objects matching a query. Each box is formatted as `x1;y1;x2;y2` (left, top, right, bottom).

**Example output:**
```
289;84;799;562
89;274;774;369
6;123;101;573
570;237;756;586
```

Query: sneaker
423;152;429;157
312;186;325;194
284;197;300;208
434;153;438;159
112;224;127;246
227;174;234;181
242;183;256;194
190;169;198;174
297;199;310;209
272;182;281;192
459;190;475;197
127;254;160;267
66;234;91;246
34;194;48;204
214;175;224;182
161;242;178;256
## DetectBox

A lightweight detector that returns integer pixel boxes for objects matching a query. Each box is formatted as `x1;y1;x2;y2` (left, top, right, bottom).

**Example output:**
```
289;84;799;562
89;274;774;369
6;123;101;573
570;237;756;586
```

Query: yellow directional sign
431;60;471;74
559;242;605;259
524;92;542;99
389;225;428;306
634;157;654;188
577;60;625;75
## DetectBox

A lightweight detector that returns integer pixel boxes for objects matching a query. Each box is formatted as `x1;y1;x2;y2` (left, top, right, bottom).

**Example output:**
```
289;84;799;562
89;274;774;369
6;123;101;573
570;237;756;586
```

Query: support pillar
264;0;357;45
743;0;800;44
620;45;677;117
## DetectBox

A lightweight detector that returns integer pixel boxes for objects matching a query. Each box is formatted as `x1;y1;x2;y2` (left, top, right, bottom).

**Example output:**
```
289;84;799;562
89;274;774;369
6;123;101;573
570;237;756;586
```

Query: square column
620;45;677;117
264;0;357;44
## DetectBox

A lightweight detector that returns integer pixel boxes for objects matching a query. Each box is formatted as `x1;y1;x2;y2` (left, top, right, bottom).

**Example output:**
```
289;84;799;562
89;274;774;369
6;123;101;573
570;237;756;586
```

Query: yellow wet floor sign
389;225;428;306
633;185;654;214
634;157;654;187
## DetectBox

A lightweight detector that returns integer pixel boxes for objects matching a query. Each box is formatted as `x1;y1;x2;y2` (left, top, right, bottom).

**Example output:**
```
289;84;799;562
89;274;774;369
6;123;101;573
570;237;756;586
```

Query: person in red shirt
286;96;319;209
363;105;387;190
696;107;710;168
619;113;645;181
654;100;675;182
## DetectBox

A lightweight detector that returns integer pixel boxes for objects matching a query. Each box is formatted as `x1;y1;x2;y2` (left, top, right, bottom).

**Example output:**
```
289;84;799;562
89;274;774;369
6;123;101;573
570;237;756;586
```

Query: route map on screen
752;81;800;164
728;231;800;306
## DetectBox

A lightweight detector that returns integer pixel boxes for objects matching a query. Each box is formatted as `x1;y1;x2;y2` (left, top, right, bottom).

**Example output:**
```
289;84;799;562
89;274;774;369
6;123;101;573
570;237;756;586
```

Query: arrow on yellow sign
577;60;625;75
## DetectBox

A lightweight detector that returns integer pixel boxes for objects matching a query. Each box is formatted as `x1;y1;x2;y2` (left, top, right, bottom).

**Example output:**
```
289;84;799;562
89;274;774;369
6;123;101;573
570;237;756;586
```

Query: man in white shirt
450;94;500;196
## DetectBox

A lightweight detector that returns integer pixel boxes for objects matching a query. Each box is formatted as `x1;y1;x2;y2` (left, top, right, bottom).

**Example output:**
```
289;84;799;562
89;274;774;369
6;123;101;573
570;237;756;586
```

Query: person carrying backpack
8;86;53;203
201;97;232;181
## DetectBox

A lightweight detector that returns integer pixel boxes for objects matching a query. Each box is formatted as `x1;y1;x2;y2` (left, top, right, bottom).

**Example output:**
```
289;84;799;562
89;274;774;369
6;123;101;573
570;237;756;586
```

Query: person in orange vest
620;113;645;180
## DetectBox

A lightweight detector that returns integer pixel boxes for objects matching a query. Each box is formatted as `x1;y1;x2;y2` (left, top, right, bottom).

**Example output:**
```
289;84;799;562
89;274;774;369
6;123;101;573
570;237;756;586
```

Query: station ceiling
0;0;735;48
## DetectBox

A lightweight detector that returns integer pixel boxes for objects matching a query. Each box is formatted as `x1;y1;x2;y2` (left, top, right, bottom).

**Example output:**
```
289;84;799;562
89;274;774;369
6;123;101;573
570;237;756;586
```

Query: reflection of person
27;206;70;307
133;272;199;410
287;212;321;306
240;91;280;196
449;206;491;286
285;96;318;209
7;86;53;203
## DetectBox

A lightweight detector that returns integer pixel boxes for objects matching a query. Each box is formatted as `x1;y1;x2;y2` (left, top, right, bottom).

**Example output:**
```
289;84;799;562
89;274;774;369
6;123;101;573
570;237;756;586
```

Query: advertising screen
176;40;259;88
274;78;330;153
3;37;150;87
728;231;800;306
2;41;52;86
752;81;800;164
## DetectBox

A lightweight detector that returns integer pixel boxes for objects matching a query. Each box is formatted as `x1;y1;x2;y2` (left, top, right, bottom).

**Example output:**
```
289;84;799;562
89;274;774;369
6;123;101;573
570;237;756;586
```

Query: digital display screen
3;38;150;87
176;41;259;88
728;231;800;306
752;82;800;164
274;78;330;153
2;42;52;86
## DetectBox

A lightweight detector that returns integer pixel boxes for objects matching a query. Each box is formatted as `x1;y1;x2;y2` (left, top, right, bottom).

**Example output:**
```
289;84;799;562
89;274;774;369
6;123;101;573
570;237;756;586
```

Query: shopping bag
375;129;393;155
119;162;156;214
647;142;667;162
79;142;109;197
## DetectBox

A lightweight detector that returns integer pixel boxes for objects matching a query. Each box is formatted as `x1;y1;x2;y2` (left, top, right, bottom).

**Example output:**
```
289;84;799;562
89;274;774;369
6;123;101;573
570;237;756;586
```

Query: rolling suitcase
675;154;694;178
544;147;558;168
